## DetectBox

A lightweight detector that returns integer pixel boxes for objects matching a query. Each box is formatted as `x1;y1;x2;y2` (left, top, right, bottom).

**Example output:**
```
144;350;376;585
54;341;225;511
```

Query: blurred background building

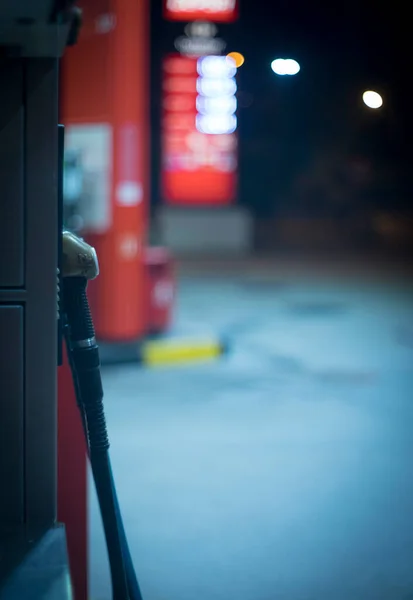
60;0;412;345
149;0;411;255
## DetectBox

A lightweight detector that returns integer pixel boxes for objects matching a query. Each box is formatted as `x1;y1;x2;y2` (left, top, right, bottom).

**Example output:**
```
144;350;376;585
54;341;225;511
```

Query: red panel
99;0;149;341
61;0;150;341
60;0;112;122
163;169;236;204
163;0;238;22
57;356;88;600
161;54;237;206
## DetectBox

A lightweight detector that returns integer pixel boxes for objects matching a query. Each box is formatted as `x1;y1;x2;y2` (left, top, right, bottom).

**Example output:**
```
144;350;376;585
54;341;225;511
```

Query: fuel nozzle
61;231;99;346
61;231;142;600
61;231;141;600
61;232;107;452
62;229;99;280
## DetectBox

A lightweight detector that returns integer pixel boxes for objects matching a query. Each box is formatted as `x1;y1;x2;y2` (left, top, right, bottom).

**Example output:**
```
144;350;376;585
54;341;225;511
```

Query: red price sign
163;0;238;23
161;54;238;206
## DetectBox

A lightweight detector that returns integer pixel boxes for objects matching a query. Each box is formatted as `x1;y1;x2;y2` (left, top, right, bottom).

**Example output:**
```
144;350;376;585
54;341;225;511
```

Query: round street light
271;58;300;76
362;90;383;109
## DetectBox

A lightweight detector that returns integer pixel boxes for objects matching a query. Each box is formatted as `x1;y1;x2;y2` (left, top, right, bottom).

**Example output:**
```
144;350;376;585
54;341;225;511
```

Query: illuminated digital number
196;56;237;135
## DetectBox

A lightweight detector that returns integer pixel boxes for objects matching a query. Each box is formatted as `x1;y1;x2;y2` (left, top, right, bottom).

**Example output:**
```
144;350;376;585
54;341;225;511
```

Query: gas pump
0;2;84;599
0;2;144;598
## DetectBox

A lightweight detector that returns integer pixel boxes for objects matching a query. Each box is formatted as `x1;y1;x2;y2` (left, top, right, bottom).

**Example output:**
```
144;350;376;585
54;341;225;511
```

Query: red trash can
144;247;175;335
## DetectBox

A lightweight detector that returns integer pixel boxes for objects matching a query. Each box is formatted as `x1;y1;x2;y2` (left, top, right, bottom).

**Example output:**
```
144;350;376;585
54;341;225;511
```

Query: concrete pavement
90;258;413;600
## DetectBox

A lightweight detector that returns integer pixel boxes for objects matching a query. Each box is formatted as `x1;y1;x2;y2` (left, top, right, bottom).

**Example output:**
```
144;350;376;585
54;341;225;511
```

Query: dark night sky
150;1;412;212
152;0;409;97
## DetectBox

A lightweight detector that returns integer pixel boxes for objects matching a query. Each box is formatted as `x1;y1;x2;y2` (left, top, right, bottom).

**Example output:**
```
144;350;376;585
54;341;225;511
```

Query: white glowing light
284;59;300;75
197;55;237;78
271;58;300;76
362;90;383;109
195;51;238;135
271;59;286;75
196;77;237;97
196;95;237;115
167;0;236;11
196;114;237;135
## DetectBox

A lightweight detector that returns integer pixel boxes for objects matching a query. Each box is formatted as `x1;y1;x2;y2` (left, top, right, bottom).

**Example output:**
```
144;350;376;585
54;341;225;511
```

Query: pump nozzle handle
62;230;99;280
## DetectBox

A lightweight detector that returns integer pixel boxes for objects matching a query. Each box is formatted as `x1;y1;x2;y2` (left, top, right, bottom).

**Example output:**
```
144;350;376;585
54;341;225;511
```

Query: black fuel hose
63;276;143;600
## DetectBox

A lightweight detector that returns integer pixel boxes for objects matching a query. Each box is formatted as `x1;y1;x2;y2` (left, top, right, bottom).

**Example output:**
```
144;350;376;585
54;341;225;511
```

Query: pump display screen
163;0;238;23
161;54;238;206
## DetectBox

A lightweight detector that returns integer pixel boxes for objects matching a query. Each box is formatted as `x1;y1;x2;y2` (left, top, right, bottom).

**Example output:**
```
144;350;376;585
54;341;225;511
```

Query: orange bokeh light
227;52;245;68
